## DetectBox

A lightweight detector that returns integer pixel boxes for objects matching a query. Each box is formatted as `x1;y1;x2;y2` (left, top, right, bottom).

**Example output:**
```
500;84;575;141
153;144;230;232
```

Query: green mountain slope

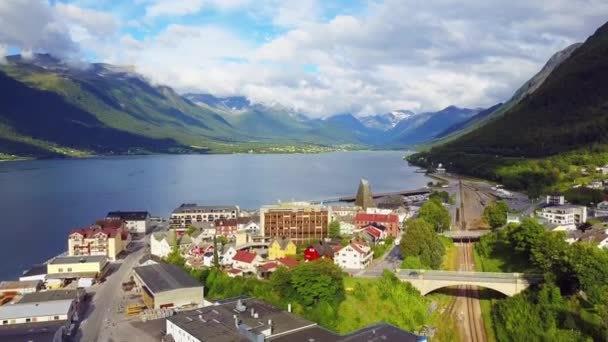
409;21;608;193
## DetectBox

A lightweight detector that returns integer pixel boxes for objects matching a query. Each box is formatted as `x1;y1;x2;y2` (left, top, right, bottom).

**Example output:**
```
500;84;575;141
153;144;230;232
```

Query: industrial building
133;262;204;310
47;255;109;288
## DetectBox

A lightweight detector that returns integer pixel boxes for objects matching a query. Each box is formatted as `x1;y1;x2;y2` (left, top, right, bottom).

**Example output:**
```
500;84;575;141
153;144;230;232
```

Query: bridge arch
421;282;512;297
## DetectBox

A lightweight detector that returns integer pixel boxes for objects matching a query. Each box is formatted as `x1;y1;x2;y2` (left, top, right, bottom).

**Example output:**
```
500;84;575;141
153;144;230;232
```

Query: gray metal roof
49;255;108;265
0;299;73;320
17;290;82;304
133;262;201;294
107;211;150;221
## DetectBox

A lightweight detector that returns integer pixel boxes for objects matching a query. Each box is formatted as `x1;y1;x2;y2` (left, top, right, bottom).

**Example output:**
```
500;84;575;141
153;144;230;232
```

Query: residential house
587;180;604;190
170;204;239;228
236;217;261;235
257;258;299;279
150;230;193;258
215;218;238;238
507;213;522;224
268;238;297;260
334;241;373;270
231;251;262;274
596;165;608;175
68;223;128;261
358;224;385;244
106;211;150;234
220;244;237;266
538;205;587;226
354;212;400;238
303;242;336;261
188;222;215;244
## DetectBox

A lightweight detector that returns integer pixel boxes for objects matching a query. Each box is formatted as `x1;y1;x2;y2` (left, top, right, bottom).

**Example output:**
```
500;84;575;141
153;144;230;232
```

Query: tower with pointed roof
355;178;375;209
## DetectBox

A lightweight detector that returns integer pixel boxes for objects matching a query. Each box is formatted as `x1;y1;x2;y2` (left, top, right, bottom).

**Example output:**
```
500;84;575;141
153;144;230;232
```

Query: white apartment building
538;205;587;225
334;242;373;270
170;204;239;228
106;211;150;234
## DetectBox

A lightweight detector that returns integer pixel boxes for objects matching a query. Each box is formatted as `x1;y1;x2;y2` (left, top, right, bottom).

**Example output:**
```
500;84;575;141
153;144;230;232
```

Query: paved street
357;245;402;277
77;240;146;342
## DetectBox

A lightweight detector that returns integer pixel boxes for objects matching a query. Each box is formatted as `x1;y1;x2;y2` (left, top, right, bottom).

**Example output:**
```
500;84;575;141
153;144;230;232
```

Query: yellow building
47;255;109;287
68;221;128;261
268;237;297;260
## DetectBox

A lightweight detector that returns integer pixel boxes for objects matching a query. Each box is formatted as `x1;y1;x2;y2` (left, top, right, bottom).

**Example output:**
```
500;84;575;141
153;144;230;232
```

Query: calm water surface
0;151;428;279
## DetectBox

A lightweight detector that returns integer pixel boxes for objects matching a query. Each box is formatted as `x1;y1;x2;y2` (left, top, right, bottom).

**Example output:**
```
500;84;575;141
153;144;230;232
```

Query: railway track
462;243;484;342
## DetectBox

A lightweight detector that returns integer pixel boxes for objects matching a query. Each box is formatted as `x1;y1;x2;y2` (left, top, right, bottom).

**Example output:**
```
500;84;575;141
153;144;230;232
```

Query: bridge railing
397;269;541;280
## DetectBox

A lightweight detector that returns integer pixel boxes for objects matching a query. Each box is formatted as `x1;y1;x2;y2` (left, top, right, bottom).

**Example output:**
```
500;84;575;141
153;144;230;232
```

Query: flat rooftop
17;290;82;304
0;299;73;320
49;255;108;265
167;298;315;341
20;264;47;278
133;262;201;294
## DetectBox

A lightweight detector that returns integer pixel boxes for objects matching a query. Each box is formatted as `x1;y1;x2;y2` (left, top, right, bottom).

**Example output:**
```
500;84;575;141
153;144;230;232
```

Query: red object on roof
233;250;257;263
276;257;299;268
354;213;398;223
70;227;119;238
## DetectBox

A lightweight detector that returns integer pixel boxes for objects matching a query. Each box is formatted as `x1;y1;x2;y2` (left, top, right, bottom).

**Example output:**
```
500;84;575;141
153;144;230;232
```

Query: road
77;240;146;342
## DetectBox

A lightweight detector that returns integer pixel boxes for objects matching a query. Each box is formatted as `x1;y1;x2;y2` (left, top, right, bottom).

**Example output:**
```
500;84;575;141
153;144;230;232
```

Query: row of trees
477;218;608;340
483;200;509;230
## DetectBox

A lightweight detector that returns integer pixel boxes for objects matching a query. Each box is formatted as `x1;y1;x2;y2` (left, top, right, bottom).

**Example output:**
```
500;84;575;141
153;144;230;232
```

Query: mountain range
0;26;594;159
409;20;608;183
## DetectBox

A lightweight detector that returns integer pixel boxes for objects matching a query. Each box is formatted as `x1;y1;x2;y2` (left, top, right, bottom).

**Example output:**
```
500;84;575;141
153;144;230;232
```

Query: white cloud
1;0;608;117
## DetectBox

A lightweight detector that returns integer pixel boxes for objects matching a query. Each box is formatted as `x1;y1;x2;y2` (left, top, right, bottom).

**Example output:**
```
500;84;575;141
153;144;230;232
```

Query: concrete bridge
440;230;491;242
396;269;541;296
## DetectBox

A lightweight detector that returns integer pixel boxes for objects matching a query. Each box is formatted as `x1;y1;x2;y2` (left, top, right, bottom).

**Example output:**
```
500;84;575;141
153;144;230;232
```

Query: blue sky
1;0;608;117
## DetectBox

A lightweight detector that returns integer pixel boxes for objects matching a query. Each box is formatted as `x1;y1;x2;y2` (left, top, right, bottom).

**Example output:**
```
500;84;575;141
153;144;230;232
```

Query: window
2;320;7;325
68;268;72;272
25;318;31;323
54;316;60;320
58;268;64;272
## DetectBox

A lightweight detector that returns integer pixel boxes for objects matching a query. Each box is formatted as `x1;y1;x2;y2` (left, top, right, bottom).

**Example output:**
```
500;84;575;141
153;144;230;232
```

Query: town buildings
170;204;239;228
303;242;336;261
151;230;193;258
132;262;204;310
334;241;373;270
268;237;297;260
538;205;587;226
18;265;47;283
106;211;150;234
0;281;41;296
68;224;128;261
260;202;331;243
354;212;400;238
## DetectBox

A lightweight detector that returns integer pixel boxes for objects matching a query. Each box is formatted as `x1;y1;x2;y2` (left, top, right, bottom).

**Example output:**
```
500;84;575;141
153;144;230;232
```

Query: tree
483;200;509;230
400;218;445;269
328;221;341;239
186;225;197;236
290;260;344;306
166;245;185;267
418;198;451;232
429;191;450;203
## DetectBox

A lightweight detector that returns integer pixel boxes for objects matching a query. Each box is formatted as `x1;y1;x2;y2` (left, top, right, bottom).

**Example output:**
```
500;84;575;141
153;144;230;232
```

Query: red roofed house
257;257;300;279
334;241;373;270
232;251;262;274
354;213;400;238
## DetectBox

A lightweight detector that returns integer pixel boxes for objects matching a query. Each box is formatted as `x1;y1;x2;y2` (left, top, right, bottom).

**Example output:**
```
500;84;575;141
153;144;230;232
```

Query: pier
310;187;431;204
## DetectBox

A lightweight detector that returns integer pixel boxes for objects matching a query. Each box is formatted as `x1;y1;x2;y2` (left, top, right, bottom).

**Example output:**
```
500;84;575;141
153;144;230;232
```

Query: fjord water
0;151;428;279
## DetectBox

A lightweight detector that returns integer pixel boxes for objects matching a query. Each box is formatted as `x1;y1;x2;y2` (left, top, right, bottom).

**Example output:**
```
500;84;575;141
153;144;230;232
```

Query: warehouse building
0;298;76;326
47;255;109;288
133;262;204;310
